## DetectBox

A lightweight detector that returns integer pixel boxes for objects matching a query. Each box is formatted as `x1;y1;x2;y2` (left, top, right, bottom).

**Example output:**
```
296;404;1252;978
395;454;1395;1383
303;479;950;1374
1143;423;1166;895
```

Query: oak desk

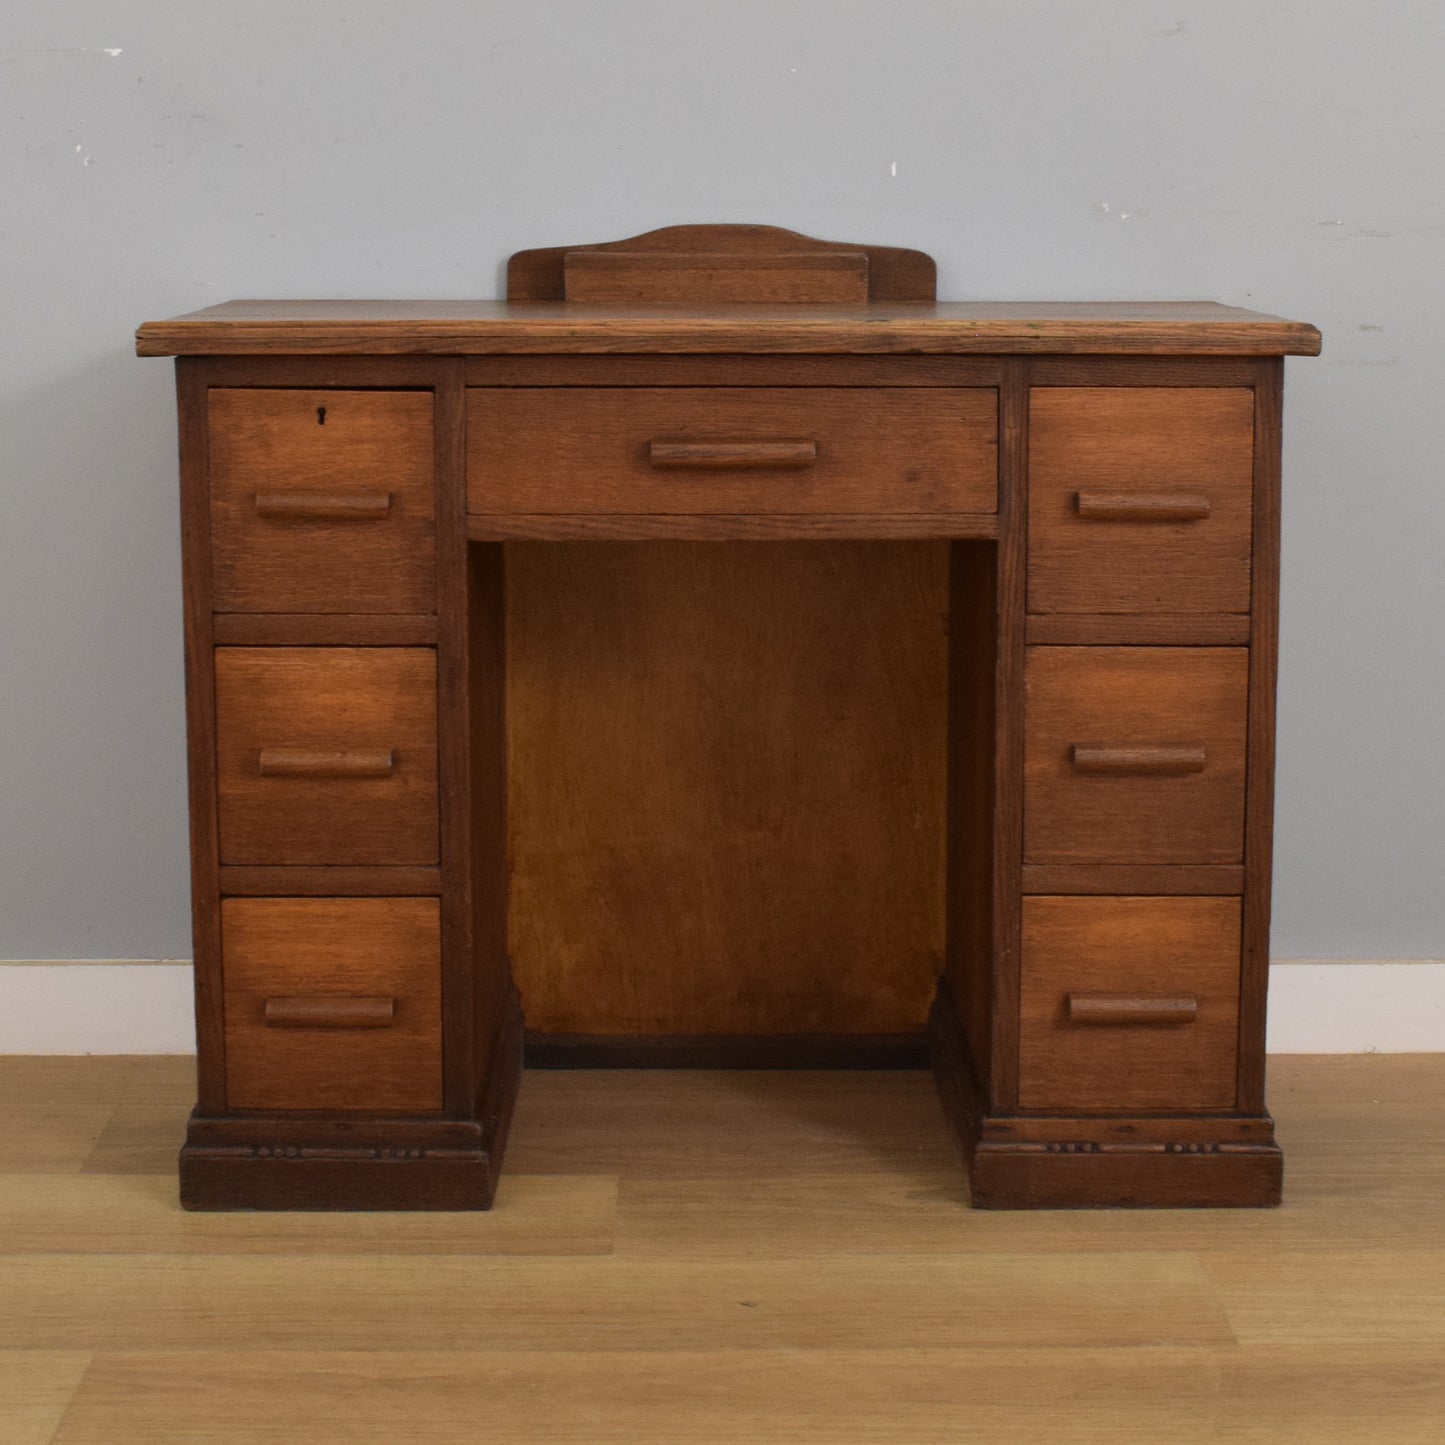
137;226;1321;1210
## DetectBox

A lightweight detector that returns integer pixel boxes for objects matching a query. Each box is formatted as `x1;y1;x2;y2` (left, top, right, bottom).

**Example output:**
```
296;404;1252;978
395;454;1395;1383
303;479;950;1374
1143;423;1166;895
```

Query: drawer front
222;897;442;1112
1028;388;1254;615
209;389;436;614
1019;895;1241;1112
1024;647;1248;864
215;648;438;866
466;387;998;514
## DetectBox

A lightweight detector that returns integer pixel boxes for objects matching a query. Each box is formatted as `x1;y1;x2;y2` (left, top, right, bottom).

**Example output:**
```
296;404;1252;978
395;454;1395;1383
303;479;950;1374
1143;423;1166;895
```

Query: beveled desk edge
136;300;1323;358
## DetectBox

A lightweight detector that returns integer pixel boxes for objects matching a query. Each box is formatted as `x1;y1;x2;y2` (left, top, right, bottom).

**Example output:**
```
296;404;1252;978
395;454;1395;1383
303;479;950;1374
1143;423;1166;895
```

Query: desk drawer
466;388;998;514
1019;895;1241;1112
209;389;436;614
222;897;443;1112
215;648;438;866
1028;388;1254;615
1024;647;1247;864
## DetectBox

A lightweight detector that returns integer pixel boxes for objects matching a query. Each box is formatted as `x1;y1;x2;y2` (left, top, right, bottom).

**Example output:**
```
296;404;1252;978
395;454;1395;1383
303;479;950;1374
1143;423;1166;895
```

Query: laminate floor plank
0;1056;195;1107
1267;1053;1445;1146
0;1351;92;1445
505;1069;959;1180
1281;1148;1445;1203
50;1340;1445;1445
0;1173;617;1256
0;1106;116;1174
1211;1344;1445;1443
614;1170;1445;1256
49;1348;1225;1445
4;1055;1445;1443
0;1251;1231;1352
81;1104;192;1175
52;1344;1445;1445
57;1056;1445;1178
1204;1248;1445;1346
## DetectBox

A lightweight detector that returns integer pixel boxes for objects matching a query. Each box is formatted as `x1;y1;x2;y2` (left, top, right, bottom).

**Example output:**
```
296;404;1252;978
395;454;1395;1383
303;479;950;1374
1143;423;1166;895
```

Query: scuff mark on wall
15;45;123;57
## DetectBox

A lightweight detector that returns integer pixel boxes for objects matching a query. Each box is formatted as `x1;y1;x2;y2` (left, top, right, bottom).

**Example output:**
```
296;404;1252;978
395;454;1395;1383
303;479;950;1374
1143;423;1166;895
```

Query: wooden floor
1;1056;1442;1442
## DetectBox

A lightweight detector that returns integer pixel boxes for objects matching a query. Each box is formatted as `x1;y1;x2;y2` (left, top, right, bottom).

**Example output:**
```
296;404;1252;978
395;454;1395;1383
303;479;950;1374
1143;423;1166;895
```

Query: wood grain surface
1027;388;1255;615
211;614;440;646
509;223;936;303
1018;896;1242;1112
505;540;949;1037
943;540;999;1091
136;299;1323;356
462;355;1005;387
1023;647;1248;865
0;1252;1230;1352
43;1345;1445;1445
460;540;515;1117
0;1054;1439;1443
467;512;998;541
466;387;998;515
214;647;438;866
208;389;436;614
1239;359;1285;1115
218;866;442;896
220;897;443;1112
174;361;224;1112
1024;614;1251;645
563;250;872;304
1021;864;1244;895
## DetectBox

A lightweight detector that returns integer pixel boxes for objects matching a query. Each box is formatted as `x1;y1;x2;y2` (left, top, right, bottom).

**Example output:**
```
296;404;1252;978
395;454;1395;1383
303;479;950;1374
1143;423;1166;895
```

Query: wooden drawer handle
647;439;818;470
253;490;393;521
257;748;395;779
1067;992;1198;1026
1075;491;1211;522
263;995;396;1029
1070;744;1207;776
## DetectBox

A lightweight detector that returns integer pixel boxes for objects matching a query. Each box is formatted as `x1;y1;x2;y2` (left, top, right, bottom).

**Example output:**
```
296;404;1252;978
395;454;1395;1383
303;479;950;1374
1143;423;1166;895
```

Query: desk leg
931;987;1282;1209
931;364;1284;1208
179;371;524;1211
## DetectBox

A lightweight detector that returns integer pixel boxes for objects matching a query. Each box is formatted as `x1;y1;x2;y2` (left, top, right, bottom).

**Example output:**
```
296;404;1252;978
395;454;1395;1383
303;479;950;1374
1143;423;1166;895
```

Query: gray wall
4;1;1440;960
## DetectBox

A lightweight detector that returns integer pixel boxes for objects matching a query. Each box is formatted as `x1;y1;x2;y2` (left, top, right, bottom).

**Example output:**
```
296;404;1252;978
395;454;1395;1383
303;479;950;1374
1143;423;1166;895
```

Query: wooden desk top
136;299;1322;358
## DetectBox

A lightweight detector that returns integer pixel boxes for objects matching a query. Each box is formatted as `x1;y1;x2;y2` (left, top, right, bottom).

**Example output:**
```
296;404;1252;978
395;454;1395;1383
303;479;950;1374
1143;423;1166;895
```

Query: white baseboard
0;959;1441;1055
0;962;197;1054
1264;960;1445;1053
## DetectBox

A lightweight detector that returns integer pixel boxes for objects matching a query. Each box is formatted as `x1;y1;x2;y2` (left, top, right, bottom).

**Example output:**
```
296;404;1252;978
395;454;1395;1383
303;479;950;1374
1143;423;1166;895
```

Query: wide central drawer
466;388;998;515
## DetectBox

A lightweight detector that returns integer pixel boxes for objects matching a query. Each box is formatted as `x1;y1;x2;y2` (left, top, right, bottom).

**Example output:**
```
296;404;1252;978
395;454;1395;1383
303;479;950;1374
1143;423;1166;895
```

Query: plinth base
180;994;522;1211
930;992;1283;1209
